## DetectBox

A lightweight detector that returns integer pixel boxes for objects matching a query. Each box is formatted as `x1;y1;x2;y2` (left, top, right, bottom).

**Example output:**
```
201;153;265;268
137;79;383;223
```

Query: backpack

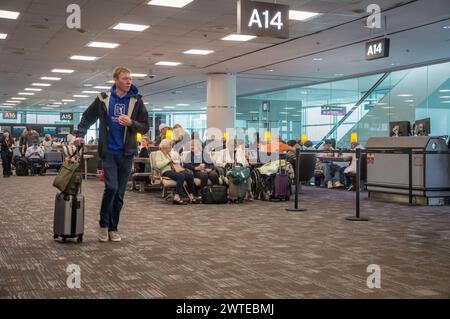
53;156;82;195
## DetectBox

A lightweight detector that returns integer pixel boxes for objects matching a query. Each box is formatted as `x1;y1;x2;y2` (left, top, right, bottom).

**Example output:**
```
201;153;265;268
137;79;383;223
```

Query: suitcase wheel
53;234;58;240
62;237;67;243
77;235;83;243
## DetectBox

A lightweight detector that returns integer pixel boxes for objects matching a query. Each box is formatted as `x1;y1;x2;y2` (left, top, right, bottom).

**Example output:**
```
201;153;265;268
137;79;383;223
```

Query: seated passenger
183;139;220;191
155;139;196;205
317;139;344;189
136;136;151;173
41;134;54;152
25;141;45;176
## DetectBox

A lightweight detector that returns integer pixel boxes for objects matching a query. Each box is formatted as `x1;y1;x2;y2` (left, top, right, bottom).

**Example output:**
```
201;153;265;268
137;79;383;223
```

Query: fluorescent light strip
73;95;89;98
221;34;256;41
152;108;163;111
176;104;190;106
61;99;75;102
0;106;13;108
289;10;319;21
70;55;99;61
52;102;63;105
131;73;147;77
0;10;20;20
18;92;34;95
11;97;26;100
32;83;51;87
397;94;413;97
440;96;450;99
40;77;61;81
94;86;111;90
6;100;20;103
87;41;119;49
82;91;100;94
0;33;7;39
155;61;181;66
112;23;150;32
439;89;450;93
163;106;176;109
183;49;214;55
2;103;15;106
147;0;194;8
52;69;74;73
24;88;42;91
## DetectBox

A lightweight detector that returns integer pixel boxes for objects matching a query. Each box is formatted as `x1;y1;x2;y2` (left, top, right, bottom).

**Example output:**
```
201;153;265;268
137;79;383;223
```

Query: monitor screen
12;126;26;136
43;127;57;135
389;121;411;137
414;118;430;136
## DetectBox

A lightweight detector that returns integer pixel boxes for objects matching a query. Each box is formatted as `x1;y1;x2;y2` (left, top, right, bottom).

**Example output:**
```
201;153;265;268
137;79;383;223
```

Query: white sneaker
98;227;109;242
334;181;344;188
109;231;121;242
327;181;333;189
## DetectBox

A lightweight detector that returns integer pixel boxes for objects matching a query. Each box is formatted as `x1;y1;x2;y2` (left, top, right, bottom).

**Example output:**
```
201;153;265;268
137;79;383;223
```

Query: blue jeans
99;153;133;231
162;170;196;196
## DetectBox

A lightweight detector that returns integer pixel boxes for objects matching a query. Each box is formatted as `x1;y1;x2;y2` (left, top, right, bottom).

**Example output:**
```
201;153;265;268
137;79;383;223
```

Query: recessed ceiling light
52;69;74;73
73;95;89;98
41;107;56;110
397;94;413;97
152;108;163;111
0;105;13;108
147;0;194;8
94;86;111;90
313;58;323;61
18;92;34;95
83;84;93;87
87;41;119;49
40;77;61;81
221;34;256;41
155;61;181;66
2;103;15;106
442;26;450;29
439;89;450;93
112;23;150;32
0;33;7;39
32;83;51;87
81;90;100;94
183;49;214;55
11;97;27;100
6;100;20;103
289;10;319;21
163;106;176;109
440;96;450;99
0;10;20;20
24;88;42;91
131;73;147;77
70;55;99;61
61;99;75;102
176;103;190;106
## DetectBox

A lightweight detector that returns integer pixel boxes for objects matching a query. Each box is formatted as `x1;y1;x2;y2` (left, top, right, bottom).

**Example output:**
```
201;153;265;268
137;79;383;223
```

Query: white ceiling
0;0;449;112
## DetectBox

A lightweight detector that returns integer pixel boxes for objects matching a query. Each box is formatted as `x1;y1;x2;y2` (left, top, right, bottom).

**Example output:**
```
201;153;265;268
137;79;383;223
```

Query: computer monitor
413;118;430;136
389;121;411;137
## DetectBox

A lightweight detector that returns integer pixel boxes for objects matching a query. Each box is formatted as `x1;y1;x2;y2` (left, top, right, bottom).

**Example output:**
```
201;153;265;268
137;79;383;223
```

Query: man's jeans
99;153;133;232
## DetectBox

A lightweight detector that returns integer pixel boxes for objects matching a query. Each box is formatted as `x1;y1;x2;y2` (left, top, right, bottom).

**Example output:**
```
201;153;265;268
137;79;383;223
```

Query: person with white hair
155;139;196;205
155;123;169;146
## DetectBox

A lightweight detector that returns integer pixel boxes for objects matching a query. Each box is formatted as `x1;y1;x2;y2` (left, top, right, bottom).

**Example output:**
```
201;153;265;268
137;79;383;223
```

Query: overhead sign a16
237;0;289;39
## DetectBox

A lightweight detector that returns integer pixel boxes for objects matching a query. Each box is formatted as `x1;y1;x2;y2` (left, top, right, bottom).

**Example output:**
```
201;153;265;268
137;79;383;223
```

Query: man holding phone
74;67;149;242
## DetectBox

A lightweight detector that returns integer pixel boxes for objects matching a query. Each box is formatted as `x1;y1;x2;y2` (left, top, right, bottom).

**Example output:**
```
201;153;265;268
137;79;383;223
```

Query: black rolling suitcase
53;146;84;243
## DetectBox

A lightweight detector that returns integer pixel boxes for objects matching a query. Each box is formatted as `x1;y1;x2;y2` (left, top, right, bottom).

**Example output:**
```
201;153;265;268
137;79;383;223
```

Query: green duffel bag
226;166;251;185
53;157;82;195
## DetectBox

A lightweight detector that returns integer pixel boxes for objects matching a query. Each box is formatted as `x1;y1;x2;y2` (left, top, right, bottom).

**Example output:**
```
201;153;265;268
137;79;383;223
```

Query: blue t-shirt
107;84;138;155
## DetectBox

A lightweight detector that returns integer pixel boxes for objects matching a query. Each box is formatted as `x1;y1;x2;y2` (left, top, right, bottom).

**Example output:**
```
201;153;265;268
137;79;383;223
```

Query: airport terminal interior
0;0;450;299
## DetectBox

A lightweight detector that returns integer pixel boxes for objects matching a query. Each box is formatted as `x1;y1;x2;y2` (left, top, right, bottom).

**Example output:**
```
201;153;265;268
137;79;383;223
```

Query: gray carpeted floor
0;175;449;299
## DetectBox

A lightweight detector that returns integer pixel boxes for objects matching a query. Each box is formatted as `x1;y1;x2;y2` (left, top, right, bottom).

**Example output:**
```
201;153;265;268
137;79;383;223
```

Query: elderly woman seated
155;139;196;205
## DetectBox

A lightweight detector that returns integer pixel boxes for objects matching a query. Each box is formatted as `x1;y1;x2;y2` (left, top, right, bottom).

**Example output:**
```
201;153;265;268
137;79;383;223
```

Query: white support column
206;73;236;139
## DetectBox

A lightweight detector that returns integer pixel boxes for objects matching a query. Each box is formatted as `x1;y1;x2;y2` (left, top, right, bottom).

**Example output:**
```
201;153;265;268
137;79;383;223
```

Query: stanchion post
286;146;306;212
346;148;369;221
408;148;413;205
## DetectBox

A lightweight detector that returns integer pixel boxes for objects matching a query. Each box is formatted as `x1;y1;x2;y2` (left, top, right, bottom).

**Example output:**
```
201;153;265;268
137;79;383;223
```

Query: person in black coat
1;131;14;177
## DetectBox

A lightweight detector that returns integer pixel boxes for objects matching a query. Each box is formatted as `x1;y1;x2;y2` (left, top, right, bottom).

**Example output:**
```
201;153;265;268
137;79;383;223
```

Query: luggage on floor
271;160;291;201
201;185;228;204
53;193;84;243
15;157;29;176
228;179;248;203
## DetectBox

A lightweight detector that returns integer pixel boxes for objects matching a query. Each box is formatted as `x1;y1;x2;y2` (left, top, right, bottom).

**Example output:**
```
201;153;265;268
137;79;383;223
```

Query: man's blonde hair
113;66;132;79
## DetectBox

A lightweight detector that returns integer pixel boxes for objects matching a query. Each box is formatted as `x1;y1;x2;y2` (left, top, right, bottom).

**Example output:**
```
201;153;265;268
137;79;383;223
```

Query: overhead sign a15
237;0;289;39
365;38;390;60
60;112;73;121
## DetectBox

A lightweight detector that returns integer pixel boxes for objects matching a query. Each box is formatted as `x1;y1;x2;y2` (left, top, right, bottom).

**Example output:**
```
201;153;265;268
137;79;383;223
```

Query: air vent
31;24;49;30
